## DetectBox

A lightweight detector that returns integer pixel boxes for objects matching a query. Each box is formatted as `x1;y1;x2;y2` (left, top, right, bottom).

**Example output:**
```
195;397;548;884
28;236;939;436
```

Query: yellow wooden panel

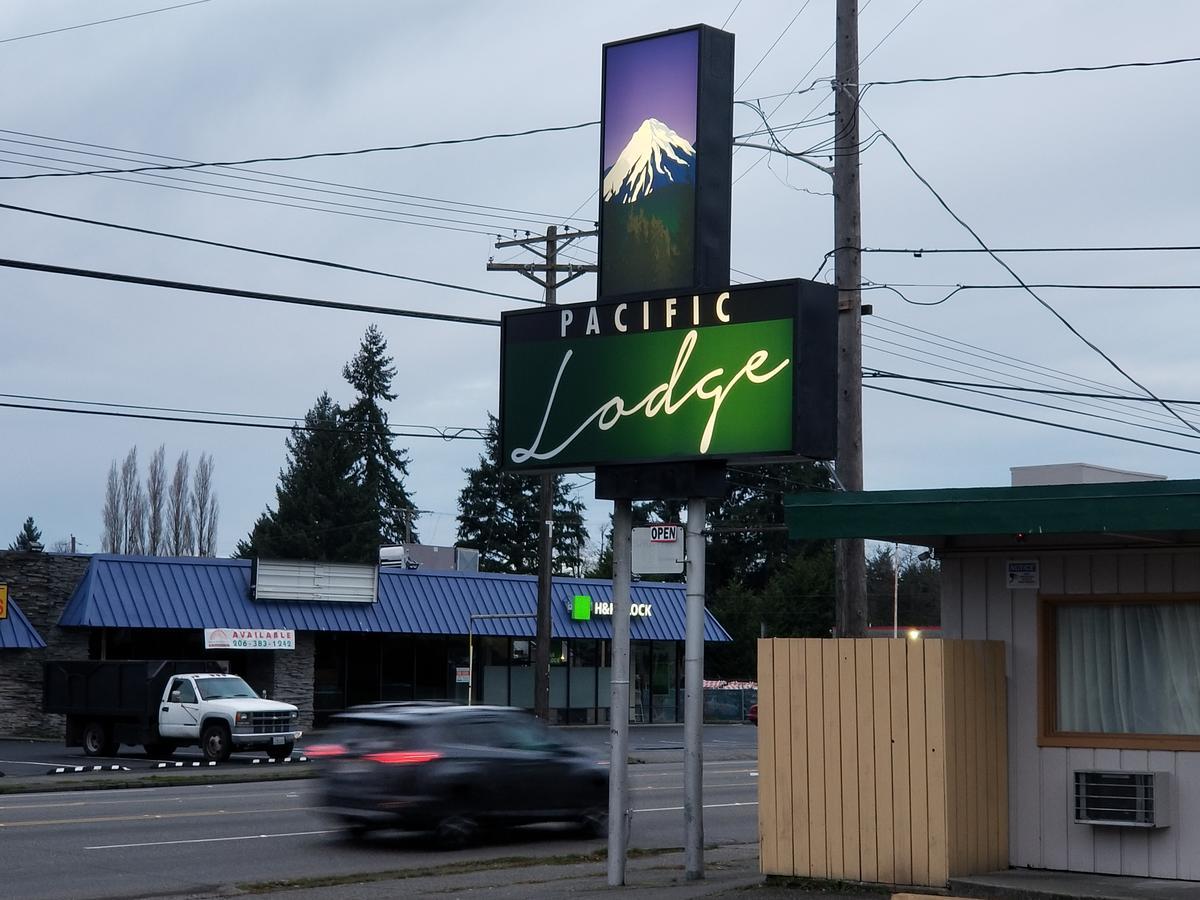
994;643;1010;869
944;641;965;876
839;640;861;881
872;639;895;884
822;641;845;879
789;640;811;876
855;638;878;883
907;640;930;886
805;639;828;877
925;641;949;886
773;638;795;875
981;643;998;871
757;639;778;874
970;642;986;874
890;640;913;885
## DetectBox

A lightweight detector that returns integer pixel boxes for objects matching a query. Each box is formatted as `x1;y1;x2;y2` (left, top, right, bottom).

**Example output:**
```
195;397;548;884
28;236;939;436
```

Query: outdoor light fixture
908;628;921;641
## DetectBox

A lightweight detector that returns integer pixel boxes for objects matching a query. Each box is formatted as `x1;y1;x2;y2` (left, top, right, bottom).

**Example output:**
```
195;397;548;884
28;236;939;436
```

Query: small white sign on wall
1006;560;1040;590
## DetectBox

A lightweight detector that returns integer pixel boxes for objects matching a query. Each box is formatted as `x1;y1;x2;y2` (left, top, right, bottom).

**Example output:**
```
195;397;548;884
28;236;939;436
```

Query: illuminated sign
500;279;836;471
0;583;7;620
599;25;734;299
567;595;653;619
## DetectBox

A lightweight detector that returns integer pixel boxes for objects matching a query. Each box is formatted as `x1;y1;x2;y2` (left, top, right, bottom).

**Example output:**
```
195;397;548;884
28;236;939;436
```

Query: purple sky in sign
602;29;698;169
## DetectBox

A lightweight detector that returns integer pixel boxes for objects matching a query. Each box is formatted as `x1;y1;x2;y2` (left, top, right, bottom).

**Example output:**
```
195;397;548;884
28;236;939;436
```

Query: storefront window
478;637;509;705
380;636;413;701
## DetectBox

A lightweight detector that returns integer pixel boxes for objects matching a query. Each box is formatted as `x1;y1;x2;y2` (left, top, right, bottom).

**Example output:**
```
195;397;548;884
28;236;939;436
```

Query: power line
0;147;533;234
0;132;585;229
0;155;503;238
0;201;541;304
860;106;1200;438
865;54;1200;87
863;372;1200;407
865;384;1200;457
736;1;816;94
863;244;1200;255
0;0;212;44
868;281;1200;307
0;257;502;327
0;121;601;183
0;397;487;439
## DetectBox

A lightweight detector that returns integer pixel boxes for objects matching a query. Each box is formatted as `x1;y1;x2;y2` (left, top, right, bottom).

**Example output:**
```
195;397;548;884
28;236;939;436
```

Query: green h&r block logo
571;595;592;621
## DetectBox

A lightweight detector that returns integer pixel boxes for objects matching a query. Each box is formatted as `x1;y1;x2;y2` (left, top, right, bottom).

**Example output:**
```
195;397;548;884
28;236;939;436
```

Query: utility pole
833;0;868;637
488;226;597;720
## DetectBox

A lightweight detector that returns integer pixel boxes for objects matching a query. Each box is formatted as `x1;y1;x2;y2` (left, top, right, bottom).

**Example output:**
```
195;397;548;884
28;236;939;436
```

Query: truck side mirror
170;690;182;702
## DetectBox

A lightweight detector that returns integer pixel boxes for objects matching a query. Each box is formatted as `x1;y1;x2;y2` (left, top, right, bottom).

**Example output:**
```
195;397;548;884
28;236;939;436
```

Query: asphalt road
0;757;759;900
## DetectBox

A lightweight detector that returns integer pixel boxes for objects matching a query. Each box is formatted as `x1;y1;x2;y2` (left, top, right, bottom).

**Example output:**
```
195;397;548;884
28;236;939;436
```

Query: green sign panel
571;595;593;621
499;279;836;472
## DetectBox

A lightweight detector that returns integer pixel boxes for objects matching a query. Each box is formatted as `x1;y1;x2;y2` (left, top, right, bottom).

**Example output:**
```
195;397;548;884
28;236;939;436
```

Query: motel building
0;550;731;738
757;464;1200;893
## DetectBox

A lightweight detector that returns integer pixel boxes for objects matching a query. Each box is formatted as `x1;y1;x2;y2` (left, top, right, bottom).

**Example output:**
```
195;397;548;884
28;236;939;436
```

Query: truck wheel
201;723;232;763
82;721;116;757
268;741;294;761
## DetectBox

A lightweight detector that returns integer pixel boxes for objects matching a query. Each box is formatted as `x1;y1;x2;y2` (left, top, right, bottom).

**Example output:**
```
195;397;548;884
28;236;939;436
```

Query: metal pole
892;541;900;639
684;496;707;880
834;0;868;638
607;498;633;887
468;620;475;705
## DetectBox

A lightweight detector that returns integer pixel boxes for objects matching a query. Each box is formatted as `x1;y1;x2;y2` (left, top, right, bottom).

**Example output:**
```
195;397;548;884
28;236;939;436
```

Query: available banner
204;628;295;651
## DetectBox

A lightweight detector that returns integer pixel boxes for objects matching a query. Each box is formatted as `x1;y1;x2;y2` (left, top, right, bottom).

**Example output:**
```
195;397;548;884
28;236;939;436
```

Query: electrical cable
863;372;1200;407
0;0;212;44
0;201;541;305
859;105;1200;437
0;155;502;238
863;244;1200;255
0;129;595;225
0;389;485;436
736;1;816;94
865;384;1200;457
865;55;1200;88
0;257;502;327
0;121;601;182
0;134;575;230
0;399;486;439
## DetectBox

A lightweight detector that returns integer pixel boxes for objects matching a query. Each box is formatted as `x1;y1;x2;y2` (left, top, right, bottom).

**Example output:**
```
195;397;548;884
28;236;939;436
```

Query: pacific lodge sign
499;279;837;472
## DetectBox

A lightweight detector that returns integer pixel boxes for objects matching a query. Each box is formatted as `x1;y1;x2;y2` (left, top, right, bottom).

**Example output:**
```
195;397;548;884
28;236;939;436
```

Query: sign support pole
607;498;633;886
684;496;707;880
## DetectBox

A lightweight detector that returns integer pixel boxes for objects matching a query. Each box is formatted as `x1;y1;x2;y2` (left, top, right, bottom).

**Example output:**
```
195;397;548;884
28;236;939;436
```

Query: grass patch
0;768;313;795
238;846;681;894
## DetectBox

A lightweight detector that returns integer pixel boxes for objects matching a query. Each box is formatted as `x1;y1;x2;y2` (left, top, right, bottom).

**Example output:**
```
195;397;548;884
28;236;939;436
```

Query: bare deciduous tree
146;444;167;555
168;451;194;556
127;488;147;554
119;447;142;554
102;461;122;553
192;452;218;557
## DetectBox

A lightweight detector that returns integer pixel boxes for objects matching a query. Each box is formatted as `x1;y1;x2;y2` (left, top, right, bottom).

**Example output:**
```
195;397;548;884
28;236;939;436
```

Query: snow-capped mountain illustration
602;117;696;205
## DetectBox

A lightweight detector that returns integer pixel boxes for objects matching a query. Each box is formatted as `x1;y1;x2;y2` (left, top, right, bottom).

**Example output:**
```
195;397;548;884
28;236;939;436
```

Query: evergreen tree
9;516;43;551
236;393;374;563
341;325;418;544
457;415;587;574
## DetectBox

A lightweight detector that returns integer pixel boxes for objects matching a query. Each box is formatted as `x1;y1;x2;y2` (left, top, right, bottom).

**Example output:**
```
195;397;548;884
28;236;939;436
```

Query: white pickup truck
44;660;304;762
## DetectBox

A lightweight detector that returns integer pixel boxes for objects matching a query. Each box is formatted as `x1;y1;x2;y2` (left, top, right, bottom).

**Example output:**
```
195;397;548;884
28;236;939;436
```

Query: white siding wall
941;550;1200;880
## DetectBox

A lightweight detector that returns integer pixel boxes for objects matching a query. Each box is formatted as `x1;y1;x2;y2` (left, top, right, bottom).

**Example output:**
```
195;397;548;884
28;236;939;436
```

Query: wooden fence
757;638;1007;887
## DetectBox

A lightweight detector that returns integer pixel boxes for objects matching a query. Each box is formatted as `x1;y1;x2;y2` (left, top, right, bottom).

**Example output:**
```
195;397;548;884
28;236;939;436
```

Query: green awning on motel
784;478;1200;550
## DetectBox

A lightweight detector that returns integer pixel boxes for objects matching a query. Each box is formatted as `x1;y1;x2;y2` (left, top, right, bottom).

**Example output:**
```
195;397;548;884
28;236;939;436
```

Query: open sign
649;525;680;543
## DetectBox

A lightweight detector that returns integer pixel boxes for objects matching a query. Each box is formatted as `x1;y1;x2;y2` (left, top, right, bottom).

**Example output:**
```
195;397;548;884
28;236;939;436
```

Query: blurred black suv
314;703;609;846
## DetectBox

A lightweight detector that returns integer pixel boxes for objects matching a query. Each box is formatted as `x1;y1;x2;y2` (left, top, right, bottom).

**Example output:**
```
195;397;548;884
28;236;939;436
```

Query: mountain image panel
602;118;696;296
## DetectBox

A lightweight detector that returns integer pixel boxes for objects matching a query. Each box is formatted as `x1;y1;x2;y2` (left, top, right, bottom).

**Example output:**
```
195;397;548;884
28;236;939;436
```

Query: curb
47;764;132;775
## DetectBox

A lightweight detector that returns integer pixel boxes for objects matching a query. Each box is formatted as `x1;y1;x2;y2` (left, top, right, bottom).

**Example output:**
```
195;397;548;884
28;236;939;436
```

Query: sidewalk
213;843;885;899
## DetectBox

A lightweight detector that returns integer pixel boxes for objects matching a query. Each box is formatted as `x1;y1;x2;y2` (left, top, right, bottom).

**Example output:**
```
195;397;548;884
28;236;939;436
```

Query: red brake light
305;743;348;759
363;750;442;765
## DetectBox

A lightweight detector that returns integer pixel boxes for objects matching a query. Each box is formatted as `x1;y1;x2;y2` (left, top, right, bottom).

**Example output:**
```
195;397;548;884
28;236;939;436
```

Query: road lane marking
86;829;339;850
0;789;307;811
634;801;758;813
631;783;757;792
0;758;74;768
0;805;318;828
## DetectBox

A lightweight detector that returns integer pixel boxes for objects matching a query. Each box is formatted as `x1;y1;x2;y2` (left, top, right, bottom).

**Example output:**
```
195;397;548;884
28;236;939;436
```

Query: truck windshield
196;677;258;700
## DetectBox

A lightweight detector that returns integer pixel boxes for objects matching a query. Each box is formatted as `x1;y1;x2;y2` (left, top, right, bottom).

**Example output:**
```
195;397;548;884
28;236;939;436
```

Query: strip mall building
0;551;730;737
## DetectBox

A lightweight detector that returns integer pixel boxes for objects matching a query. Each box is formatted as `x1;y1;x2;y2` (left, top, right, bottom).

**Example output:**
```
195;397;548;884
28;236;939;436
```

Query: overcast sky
3;0;1199;558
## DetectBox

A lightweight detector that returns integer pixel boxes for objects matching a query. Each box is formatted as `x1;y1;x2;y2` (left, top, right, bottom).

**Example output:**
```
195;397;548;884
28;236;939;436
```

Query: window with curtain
1052;599;1200;739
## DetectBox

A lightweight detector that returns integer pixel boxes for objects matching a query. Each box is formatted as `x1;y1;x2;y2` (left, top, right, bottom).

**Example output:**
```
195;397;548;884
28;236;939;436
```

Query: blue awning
1;595;47;649
58;555;731;642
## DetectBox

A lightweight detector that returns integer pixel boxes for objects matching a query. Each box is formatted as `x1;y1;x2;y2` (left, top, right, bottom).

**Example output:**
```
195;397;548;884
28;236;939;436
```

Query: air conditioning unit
1074;770;1170;828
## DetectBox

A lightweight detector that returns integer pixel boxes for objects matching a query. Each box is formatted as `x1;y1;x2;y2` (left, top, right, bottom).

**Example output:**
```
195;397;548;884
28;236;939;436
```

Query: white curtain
1057;602;1200;735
